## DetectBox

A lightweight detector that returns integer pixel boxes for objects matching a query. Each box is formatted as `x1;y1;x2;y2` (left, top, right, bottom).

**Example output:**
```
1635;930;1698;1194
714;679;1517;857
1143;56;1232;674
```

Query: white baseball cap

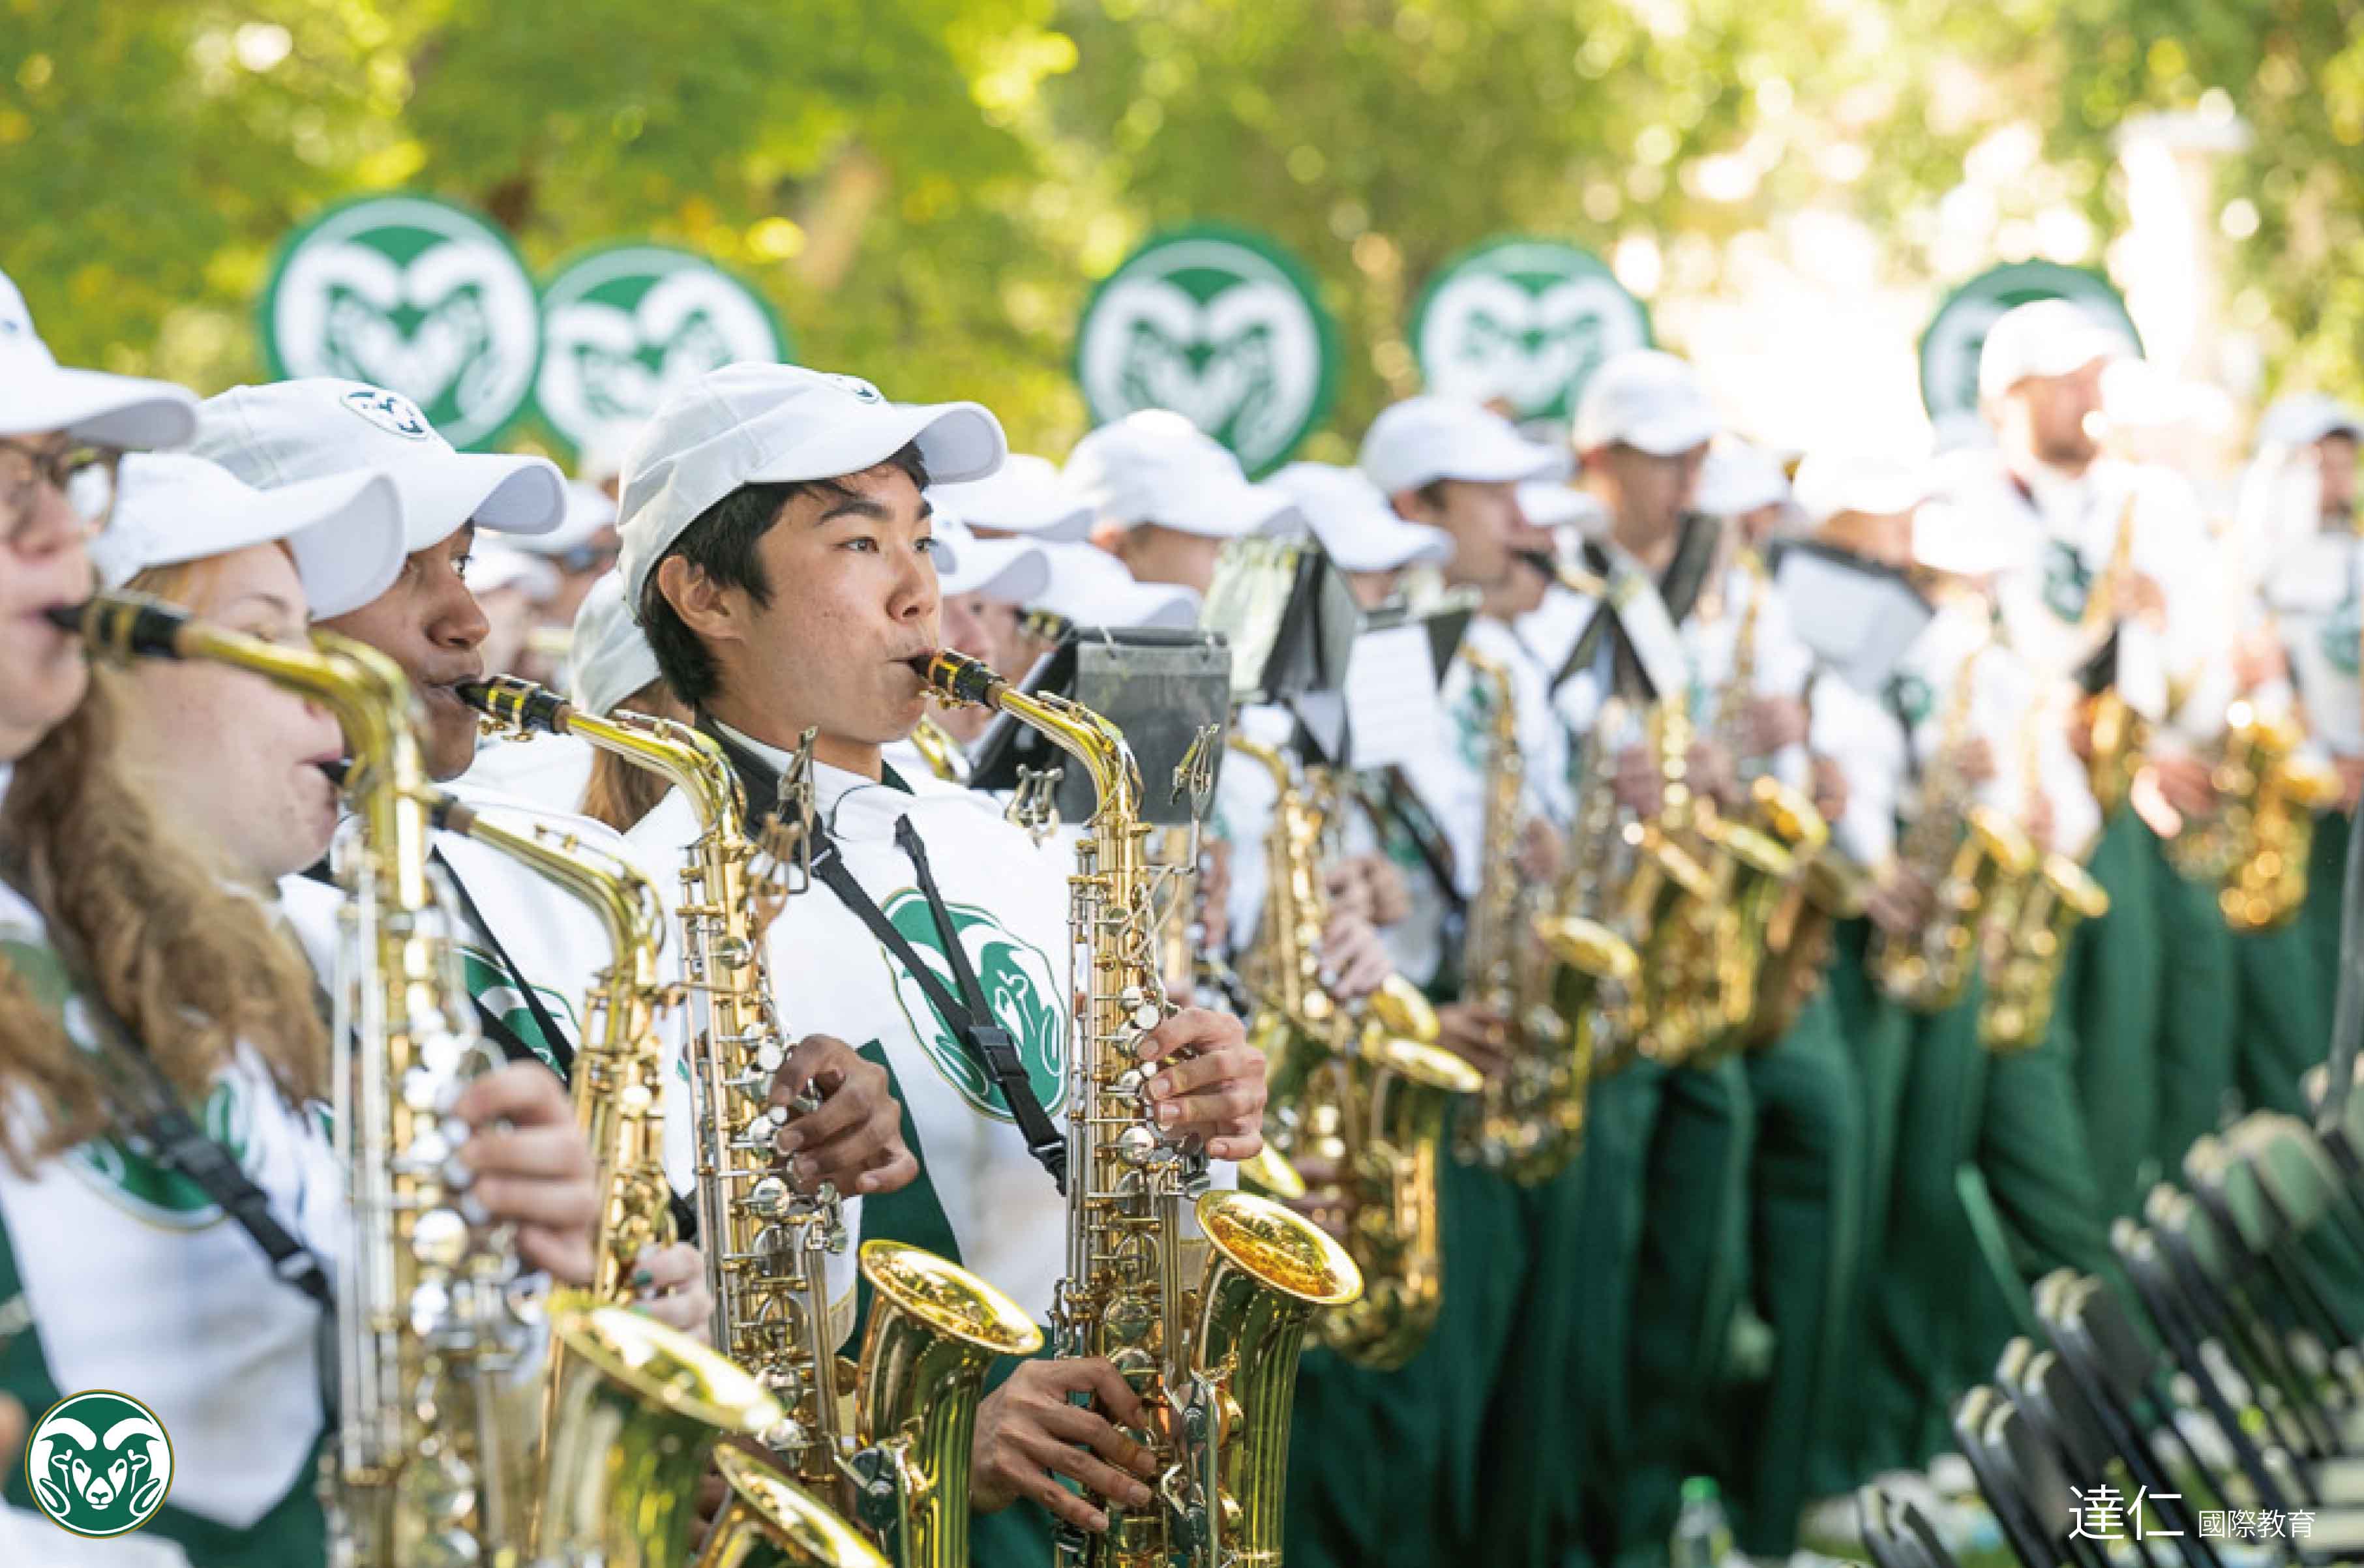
2258;392;2364;452
1910;497;2040;578
1975;299;2135;403
1359;396;1561;498
466;542;560;602
1030;541;1201;631
616;363;1004;610
933;514;1047;603
0;269;197;449
512;480;619;561
1572;349;1720;458
929;452;1094;541
1268;462;1454;573
1517;480;1608;533
1790;451;1930;529
89;452;405;618
1694;441;1793;518
193;379;565;557
567;571;664;718
1064;410;1303;540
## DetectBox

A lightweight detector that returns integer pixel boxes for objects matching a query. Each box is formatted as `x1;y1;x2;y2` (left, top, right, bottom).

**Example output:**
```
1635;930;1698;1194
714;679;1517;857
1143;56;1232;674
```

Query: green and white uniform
0;876;344;1568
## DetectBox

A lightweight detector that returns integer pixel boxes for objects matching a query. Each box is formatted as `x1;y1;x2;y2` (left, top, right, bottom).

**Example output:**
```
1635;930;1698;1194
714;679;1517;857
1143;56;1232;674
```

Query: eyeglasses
1;438;123;547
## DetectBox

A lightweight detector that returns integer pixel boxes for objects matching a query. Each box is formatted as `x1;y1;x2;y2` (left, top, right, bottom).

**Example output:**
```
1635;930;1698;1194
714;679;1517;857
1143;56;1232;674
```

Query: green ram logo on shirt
2324;595;2363;677
26;1390;175;1538
1;938;250;1225
2041;537;2093;623
879;891;1067;1121
1452;677;1498;773
456;945;578;1077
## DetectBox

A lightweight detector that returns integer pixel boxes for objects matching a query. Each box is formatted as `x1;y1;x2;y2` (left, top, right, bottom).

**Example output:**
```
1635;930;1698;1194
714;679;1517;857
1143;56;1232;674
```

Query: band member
1067;407;1300;594
565;569;685;831
931;451;1094;542
1345;394;1567;1568
0;310;603;1567
613;364;1268;1556
886;514;1047;768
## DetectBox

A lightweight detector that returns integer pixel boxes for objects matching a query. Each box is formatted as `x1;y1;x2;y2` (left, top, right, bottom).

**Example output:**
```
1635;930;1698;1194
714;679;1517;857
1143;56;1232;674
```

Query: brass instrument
1227;733;1477;1368
918;649;1362;1568
698;1445;889;1568
1552;698;1713;1076
462;677;1041;1568
1454;646;1623;1182
65;595;780;1568
1979;852;2110;1052
904;715;972;785
2080;494;2149;817
1869;643;2038;1011
2159;700;2343;932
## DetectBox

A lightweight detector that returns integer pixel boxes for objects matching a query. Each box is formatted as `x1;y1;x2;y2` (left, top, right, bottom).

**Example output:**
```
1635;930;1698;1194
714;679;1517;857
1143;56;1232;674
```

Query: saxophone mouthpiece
913;649;1002;708
48;591;194;660
1516;549;1557;579
457;675;573;736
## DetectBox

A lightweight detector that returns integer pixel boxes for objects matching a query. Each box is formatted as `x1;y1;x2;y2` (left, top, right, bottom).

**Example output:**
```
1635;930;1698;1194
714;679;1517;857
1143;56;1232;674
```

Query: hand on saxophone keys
621;1241;715;1339
1316;909;1396;1002
764;1031;919;1196
449;1062;605;1286
1432;1001;1516;1082
1133;1005;1270;1161
970;1358;1162;1533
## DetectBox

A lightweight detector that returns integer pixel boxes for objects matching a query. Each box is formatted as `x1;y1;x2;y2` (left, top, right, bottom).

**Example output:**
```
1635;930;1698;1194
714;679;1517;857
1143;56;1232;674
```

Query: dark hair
639;443;931;709
1414;478;1453;513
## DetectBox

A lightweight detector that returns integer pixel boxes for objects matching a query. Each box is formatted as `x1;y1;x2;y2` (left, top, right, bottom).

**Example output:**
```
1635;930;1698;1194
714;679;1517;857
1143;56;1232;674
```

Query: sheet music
1773;546;1936;694
1342;623;1447;771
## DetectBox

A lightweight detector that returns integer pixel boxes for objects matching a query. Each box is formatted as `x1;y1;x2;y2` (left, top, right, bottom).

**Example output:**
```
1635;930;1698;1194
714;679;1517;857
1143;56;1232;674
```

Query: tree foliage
3;0;2356;460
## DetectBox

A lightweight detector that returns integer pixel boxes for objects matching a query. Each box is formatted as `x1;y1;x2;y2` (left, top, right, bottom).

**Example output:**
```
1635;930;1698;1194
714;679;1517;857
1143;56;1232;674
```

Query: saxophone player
187;377;725;1328
612;364;1270;1560
0;293;604;1567
879;514;1048;778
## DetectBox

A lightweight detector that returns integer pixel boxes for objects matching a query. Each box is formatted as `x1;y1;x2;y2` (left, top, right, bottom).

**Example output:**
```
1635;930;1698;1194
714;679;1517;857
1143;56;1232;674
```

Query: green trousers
1724;987;1864;1557
1283;1114;1532;1568
2065;812;2168;1217
1564;1061;1658;1568
2305;809;2352;1002
1615;1054;1756;1568
1470;1155;1594;1568
1819;920;1913;1490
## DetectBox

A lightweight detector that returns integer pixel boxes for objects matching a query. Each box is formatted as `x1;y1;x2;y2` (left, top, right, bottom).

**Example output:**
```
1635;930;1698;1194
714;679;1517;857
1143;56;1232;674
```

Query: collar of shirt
710;717;914;821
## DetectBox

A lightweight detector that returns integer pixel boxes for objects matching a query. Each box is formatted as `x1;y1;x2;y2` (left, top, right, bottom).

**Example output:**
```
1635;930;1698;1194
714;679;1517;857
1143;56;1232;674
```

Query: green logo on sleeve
25;1391;175;1537
879;891;1067;1120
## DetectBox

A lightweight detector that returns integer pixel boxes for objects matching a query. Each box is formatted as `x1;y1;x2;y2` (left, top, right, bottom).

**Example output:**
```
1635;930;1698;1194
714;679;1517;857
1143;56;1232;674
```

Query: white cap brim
1910;500;2039;577
747;400;1004;493
1149;479;1304;540
1323;515;1454;573
394;450;567;550
940;535;1051;604
0;358;198;450
1616;410;1720;459
97;461;406;619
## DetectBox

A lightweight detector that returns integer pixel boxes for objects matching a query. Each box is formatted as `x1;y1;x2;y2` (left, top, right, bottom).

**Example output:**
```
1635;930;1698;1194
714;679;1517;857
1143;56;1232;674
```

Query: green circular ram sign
1073;224;1338;475
259;193;542;449
1410;237;1652;423
533;244;792;459
1919;261;2141;428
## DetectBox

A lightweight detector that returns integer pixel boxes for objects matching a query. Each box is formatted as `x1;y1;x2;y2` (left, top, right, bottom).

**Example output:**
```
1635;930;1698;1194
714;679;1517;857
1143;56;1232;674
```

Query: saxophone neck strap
809;818;1068;1194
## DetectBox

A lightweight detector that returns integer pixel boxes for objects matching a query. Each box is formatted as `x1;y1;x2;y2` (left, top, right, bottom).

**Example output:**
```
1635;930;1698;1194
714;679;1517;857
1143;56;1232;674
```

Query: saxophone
2080;494;2148;818
904;715;972;784
1454;646;1627;1182
460;677;1041;1568
917;649;1362;1568
1868;645;2038;1011
2159;700;2342;932
1226;733;1478;1369
62;595;781;1568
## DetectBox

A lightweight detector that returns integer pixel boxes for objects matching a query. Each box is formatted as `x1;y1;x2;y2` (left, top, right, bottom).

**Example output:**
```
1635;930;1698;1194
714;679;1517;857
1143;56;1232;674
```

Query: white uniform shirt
458;732;598;819
628;741;1084;1331
0;883;343;1543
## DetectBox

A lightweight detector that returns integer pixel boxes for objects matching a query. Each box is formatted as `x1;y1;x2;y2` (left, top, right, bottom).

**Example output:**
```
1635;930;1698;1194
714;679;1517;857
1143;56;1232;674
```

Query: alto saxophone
2080;494;2148;818
917;649;1362;1568
62;595;781;1568
1868;647;2037;1011
461;677;1041;1568
1226;733;1477;1369
1454;646;1626;1183
2159;700;2342;932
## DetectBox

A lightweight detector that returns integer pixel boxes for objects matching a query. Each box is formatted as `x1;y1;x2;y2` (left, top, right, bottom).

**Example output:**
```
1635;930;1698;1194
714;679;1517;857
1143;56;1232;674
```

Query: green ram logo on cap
260;193;542;450
25;1391;175;1537
1411;237;1652;424
1918;260;2141;431
533;244;792;459
1075;224;1338;476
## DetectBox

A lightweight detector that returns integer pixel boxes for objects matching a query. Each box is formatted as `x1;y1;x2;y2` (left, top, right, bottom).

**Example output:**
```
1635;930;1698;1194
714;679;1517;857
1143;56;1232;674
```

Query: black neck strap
808;816;1068;1193
0;865;333;1314
1553;516;1722;698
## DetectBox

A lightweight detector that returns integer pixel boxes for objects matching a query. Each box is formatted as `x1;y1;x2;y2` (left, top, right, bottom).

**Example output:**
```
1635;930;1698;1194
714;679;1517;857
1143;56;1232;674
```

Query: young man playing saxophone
612;364;1270;1560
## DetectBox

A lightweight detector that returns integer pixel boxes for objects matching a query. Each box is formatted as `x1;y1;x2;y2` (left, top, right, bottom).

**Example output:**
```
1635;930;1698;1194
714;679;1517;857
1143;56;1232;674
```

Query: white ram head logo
28;1406;171;1532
